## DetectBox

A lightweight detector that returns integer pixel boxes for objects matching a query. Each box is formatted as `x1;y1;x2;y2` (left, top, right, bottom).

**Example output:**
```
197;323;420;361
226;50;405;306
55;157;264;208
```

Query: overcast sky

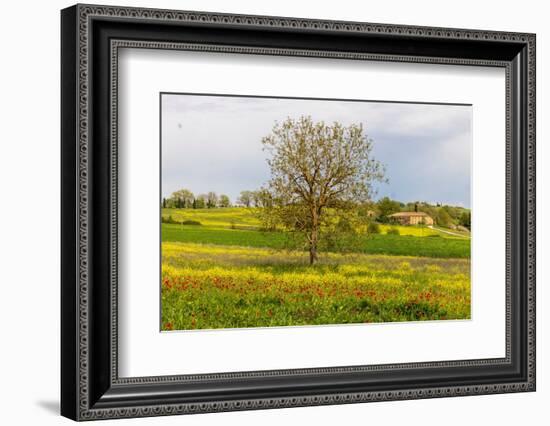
161;94;472;207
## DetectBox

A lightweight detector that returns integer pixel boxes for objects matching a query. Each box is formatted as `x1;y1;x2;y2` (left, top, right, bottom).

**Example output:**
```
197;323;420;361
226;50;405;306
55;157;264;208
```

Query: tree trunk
309;242;318;265
309;212;319;265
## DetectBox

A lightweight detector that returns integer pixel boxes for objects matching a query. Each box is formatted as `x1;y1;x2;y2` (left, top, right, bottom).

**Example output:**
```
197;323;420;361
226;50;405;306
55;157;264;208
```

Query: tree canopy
261;116;386;264
237;190;254;207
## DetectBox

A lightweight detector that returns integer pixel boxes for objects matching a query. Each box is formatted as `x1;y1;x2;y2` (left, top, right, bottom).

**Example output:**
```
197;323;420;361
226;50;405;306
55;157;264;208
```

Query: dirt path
428;225;470;238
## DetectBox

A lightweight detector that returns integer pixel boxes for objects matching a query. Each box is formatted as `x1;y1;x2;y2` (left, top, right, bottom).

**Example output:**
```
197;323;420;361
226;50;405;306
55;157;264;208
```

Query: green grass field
161;207;471;330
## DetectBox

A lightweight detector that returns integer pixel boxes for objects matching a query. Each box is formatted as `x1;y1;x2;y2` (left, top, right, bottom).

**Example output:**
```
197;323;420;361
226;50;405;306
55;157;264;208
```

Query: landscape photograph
160;93;472;331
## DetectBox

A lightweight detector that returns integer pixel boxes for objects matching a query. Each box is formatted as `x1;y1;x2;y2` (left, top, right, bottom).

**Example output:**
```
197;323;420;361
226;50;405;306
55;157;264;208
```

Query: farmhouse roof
389;212;431;217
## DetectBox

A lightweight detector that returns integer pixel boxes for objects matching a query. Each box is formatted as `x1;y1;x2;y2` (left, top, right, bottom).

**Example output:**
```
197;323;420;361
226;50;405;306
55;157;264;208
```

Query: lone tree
262;116;385;265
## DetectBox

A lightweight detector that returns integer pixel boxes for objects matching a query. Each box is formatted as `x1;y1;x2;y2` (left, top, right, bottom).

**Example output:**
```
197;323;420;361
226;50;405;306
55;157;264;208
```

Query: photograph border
61;4;535;421
158;90;474;333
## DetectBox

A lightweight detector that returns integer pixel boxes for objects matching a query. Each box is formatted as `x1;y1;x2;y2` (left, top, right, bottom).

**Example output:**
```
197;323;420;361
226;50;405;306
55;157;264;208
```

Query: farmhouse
389;211;434;226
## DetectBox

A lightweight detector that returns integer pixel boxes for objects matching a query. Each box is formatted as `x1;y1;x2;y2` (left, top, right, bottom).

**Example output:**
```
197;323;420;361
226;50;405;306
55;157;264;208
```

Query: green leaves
260;116;386;263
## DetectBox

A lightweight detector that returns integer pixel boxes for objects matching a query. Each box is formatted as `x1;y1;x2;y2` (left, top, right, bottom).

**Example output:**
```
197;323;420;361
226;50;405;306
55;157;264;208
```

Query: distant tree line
163;189;230;209
163;189;470;230
162;189;274;210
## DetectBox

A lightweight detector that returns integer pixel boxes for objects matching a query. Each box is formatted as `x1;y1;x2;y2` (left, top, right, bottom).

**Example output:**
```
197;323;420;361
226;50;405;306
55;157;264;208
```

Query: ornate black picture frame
61;4;536;421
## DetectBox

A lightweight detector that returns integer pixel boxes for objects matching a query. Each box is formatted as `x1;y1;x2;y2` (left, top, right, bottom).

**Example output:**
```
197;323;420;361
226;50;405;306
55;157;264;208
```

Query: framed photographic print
61;4;536;421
